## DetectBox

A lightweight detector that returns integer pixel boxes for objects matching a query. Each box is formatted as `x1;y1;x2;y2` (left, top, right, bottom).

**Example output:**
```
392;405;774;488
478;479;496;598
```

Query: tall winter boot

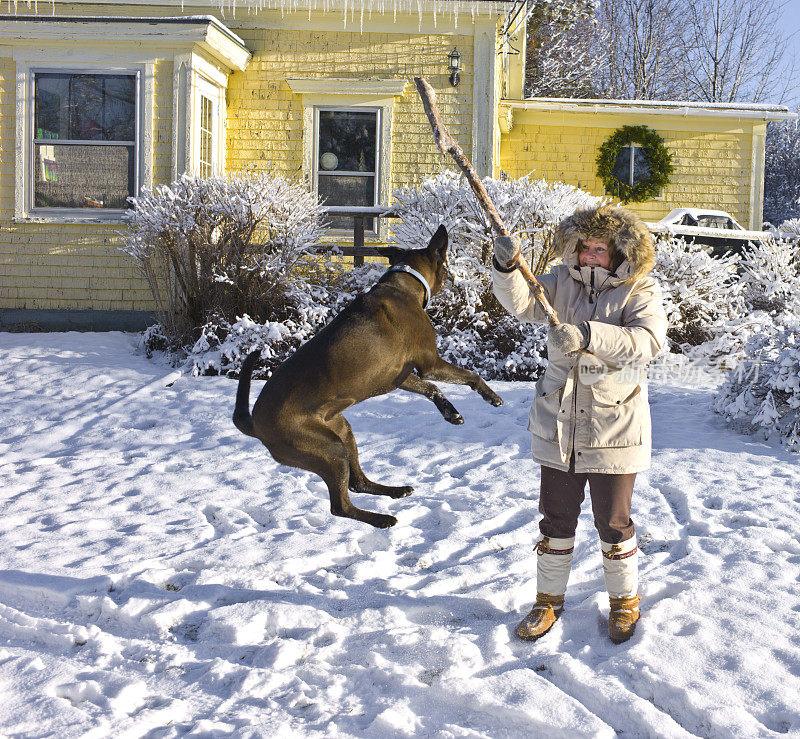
601;537;640;644
516;536;574;641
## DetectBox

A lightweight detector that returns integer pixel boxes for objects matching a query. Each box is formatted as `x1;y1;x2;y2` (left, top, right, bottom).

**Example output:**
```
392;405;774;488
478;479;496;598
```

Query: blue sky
783;0;800;106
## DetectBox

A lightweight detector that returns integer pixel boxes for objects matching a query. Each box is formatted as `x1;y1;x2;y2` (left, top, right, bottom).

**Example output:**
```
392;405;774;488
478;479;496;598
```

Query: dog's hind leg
398;374;464;425
330;415;413;499
423;358;503;407
274;423;398;529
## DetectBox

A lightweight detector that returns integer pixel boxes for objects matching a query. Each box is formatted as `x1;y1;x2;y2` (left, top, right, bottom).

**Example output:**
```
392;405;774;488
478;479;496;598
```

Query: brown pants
539;461;636;544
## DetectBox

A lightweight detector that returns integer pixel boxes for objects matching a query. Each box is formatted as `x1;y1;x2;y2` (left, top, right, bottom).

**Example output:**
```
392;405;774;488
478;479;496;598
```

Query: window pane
698;216;730;229
35;73;136;142
318;110;377;173
612;145;652;186
318;174;375;230
631;146;651;184
612;146;632;185
34;143;134;209
199;95;213;178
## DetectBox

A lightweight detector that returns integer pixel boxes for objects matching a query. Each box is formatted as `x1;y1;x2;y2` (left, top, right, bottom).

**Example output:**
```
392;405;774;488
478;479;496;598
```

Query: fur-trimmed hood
554;205;656;284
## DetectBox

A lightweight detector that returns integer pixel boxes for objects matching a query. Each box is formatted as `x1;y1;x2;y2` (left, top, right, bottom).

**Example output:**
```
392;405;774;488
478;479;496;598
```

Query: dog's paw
446;413;465;425
389;486;413;499
488;394;503;407
372;514;398;528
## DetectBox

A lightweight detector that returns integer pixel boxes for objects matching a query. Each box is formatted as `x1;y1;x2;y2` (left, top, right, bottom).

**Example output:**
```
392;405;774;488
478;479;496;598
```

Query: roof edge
0;14;249;51
503;98;797;121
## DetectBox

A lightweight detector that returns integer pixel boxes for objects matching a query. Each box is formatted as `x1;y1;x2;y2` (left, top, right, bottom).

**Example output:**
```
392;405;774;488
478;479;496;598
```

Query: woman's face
578;237;612;269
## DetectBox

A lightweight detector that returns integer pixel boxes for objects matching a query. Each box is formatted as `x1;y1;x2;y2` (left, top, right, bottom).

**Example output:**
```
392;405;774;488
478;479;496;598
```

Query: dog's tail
233;349;261;438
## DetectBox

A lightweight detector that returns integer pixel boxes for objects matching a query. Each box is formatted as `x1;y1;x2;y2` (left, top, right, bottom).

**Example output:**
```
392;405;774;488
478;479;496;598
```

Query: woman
492;205;668;644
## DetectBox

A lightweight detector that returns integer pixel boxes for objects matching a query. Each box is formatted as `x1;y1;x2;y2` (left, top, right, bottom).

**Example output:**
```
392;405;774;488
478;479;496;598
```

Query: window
612;144;651;187
315;108;379;230
32;72;138;212
697;215;738;230
199;94;214;178
194;77;221;178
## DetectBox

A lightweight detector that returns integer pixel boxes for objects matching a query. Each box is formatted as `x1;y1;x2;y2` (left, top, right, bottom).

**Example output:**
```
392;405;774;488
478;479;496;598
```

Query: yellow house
0;1;793;330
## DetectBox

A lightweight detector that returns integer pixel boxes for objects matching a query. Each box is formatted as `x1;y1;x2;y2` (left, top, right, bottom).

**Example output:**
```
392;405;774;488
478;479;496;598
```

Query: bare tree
525;0;607;98
597;0;685;99
678;0;797;103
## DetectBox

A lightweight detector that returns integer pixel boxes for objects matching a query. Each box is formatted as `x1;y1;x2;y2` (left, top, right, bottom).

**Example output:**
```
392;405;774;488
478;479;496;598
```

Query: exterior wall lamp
448;48;462;87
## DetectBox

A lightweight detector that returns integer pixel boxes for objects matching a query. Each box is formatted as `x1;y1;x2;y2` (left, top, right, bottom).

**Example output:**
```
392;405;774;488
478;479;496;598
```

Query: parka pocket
529;374;564;442
588;382;644;448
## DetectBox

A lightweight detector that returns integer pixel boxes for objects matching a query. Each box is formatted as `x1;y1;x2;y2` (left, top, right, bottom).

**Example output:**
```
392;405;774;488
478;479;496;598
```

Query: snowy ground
1;332;799;738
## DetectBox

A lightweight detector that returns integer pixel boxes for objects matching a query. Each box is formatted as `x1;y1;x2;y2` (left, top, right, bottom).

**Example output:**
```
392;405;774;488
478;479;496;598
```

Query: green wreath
596;125;674;203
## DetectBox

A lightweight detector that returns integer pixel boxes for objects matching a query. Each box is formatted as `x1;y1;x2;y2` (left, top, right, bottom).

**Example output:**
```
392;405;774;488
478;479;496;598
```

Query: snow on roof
526;97;792;113
0;13;249;48
507;97;796;121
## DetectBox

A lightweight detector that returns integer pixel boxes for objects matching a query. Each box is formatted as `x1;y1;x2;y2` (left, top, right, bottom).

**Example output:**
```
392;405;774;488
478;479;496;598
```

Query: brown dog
233;226;502;528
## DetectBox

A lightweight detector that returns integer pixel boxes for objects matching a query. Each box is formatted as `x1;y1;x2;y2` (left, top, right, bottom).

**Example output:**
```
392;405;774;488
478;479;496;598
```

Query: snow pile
714;319;800;451
120;172;326;344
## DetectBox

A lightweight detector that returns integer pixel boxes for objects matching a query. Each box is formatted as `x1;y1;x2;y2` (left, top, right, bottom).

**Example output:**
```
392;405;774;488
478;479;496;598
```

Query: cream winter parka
493;206;668;474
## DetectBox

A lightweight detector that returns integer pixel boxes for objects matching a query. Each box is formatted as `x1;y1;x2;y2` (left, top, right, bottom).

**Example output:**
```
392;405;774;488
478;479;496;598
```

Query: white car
655;208;748;231
645;208;795;255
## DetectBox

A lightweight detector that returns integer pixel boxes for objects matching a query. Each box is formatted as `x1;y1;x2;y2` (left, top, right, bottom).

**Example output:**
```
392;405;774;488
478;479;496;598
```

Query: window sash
199;94;214;179
29;69;141;215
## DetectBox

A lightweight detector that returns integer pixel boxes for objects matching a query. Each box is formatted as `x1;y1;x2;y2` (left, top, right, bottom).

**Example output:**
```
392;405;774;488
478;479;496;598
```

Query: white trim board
13;56;154;224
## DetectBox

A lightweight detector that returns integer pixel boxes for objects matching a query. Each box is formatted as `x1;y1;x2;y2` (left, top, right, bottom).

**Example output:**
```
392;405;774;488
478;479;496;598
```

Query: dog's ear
385;246;406;266
426;225;448;261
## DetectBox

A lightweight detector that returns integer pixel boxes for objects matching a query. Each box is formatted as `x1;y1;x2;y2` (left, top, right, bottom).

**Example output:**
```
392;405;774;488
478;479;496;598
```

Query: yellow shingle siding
0;58;173;312
499;110;756;225
1;9;478;313
225;28;474;185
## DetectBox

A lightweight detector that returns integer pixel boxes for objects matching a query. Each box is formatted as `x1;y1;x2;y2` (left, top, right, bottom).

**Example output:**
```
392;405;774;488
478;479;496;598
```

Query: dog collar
385;265;432;308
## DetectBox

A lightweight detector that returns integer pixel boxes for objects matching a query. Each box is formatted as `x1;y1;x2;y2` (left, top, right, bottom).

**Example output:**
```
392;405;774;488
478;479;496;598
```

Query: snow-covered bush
390;171;602;379
738;238;800;314
650;236;743;349
391;170;603;299
436;311;549;381
779;218;800;236
714;320;800;451
121;172;326;343
185;263;386;378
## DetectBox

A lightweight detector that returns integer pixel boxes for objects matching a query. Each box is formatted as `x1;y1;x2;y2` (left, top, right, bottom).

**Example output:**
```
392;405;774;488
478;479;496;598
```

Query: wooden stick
414;77;559;326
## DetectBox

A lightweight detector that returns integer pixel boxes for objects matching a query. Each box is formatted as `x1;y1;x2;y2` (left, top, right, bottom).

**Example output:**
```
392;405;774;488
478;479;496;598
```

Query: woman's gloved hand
492;235;522;270
548;322;590;356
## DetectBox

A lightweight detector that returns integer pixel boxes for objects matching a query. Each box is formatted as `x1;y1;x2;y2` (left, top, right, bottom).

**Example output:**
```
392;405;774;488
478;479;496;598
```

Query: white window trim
173;53;229;181
299;92;395;242
193;74;224;178
13;52;155;224
314;106;382;234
